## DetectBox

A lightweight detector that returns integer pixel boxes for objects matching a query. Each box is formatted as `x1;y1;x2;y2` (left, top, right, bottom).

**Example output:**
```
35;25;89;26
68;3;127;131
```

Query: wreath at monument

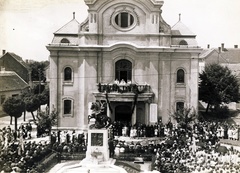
88;100;112;129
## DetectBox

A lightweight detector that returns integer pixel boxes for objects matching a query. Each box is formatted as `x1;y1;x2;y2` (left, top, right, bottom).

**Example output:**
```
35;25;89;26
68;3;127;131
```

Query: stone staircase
115;160;142;173
118;165;140;173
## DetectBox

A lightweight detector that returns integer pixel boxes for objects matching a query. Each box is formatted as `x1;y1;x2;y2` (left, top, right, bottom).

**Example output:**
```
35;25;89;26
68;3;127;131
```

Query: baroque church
47;0;202;130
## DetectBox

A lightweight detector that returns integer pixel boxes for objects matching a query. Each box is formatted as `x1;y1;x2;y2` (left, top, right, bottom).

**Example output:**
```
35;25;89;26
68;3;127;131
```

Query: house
0;68;30;112
0;51;31;84
47;0;202;130
199;44;240;109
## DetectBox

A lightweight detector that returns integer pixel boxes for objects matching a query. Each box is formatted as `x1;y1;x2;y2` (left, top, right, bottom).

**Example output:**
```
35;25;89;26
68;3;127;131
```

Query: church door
115;105;132;124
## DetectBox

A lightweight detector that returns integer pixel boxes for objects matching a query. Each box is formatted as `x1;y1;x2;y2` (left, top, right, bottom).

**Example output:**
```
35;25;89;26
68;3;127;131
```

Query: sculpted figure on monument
88;100;112;129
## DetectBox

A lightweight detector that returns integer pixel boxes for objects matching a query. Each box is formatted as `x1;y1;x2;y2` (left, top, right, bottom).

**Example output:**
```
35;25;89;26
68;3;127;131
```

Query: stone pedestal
52;128;127;173
85;128;109;162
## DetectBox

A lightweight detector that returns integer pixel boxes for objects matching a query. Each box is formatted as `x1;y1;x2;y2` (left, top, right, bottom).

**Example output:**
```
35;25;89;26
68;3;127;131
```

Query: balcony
97;83;151;93
94;83;154;102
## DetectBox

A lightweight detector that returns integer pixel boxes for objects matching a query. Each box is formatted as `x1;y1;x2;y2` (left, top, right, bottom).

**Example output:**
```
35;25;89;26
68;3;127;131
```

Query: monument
82;100;112;164
54;100;127;173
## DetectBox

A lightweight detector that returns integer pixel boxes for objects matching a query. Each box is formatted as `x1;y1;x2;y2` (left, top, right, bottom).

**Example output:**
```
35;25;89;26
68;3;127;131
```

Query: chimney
221;43;224;51
234;45;238;48
207;44;210;49
2;50;6;55
218;47;221;53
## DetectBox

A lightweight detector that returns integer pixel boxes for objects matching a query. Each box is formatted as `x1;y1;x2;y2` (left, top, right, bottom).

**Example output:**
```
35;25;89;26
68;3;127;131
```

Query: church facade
47;0;202;130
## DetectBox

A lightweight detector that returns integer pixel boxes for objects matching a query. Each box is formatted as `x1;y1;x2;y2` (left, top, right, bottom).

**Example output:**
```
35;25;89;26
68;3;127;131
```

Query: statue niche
88;100;112;129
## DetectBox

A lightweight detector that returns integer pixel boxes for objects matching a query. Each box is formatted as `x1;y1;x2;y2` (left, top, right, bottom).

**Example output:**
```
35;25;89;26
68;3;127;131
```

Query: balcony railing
97;83;151;94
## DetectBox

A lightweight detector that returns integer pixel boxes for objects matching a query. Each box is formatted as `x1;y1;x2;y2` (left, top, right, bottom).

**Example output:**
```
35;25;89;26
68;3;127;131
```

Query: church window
63;99;73;115
115;12;134;28
115;60;132;83
176;102;184;111
111;8;138;31
179;40;188;46
177;69;185;83
64;67;72;81
61;38;70;44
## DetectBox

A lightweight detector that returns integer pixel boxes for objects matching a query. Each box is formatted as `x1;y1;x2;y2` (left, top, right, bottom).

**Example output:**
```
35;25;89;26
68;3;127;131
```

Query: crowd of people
0;127;87;173
111;121;165;138
0;140;52;173
0;123;33;150
110;120;240;141
49;130;87;154
216;123;240;140
0;123;52;173
108;120;240;173
152;121;240;173
1;119;240;172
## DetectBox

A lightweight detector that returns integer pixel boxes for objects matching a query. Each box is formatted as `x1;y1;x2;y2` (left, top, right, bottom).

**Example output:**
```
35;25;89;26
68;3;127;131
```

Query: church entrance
115;105;132;124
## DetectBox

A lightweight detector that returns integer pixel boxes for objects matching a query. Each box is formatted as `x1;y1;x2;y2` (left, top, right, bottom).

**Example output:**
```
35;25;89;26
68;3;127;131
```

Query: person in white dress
233;127;239;140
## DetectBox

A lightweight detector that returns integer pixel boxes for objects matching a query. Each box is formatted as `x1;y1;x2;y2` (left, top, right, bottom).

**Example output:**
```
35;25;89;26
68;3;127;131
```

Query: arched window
179;40;188;46
177;69;185;83
115;59;132;83
64;67;72;81
63;99;73;115
61;38;70;43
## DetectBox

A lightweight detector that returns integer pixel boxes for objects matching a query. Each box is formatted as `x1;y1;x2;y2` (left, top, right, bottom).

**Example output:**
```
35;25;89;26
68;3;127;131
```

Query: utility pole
38;68;41;94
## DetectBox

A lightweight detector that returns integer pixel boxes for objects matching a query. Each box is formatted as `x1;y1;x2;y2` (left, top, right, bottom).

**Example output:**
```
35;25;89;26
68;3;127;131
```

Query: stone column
132;105;137;126
107;101;111;117
145;102;149;125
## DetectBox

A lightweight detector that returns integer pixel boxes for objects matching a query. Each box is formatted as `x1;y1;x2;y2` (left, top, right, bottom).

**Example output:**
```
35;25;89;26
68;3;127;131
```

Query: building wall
49;48;199;128
0;54;30;83
49;50;98;130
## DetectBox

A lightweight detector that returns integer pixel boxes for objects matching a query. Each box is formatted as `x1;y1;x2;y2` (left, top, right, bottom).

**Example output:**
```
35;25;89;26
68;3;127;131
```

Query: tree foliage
2;97;25;131
28;60;49;81
37;110;57;136
37;87;49;106
170;107;197;130
24;94;40;121
33;84;45;94
199;63;240;113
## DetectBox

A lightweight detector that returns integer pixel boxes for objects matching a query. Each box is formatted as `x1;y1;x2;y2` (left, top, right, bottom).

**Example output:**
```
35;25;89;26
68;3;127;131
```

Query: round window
115;12;134;28
112;11;137;31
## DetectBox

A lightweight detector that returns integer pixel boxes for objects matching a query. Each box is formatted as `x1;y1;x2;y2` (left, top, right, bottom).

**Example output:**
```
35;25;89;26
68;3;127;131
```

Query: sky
0;0;240;61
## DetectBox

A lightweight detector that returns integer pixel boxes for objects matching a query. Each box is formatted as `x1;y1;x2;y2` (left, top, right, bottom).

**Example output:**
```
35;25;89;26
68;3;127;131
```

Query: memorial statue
88;100;112;129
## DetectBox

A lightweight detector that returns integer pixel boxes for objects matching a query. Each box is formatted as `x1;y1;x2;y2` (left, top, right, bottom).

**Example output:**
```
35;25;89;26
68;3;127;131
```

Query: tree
2;97;25;131
24;94;40;121
199;63;240;113
28;60;49;81
36;110;57;137
21;90;32;121
33;84;45;95
170;107;197;130
37;87;49;107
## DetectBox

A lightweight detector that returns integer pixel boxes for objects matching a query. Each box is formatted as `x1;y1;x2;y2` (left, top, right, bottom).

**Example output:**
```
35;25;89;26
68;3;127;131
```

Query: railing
97;83;151;93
